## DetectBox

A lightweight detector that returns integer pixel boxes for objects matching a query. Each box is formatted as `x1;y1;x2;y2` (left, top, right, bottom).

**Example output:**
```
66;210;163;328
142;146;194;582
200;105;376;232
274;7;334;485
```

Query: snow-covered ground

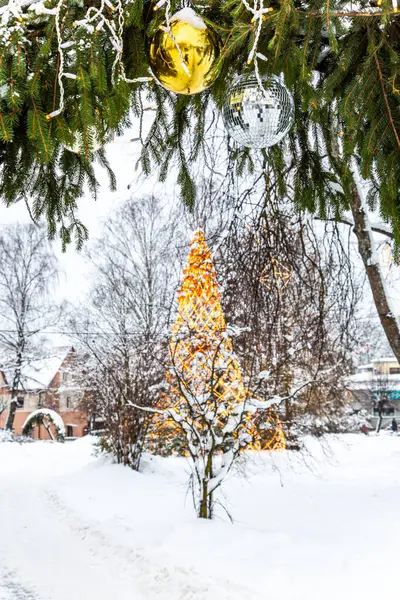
0;434;399;600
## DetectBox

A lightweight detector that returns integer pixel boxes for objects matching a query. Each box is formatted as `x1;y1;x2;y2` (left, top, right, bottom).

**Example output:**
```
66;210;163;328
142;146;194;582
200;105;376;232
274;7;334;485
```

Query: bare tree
144;330;282;520
0;224;61;431
348;176;400;365
68;196;177;470
320;168;400;365
190;117;400;370
92;195;180;340
322;126;400;364
197;192;364;444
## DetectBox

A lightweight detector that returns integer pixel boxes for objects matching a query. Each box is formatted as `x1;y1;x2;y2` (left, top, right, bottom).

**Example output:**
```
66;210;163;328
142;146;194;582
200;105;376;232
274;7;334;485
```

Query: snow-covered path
0;569;39;600
0;481;145;600
0;438;256;600
1;434;400;599
0;479;253;600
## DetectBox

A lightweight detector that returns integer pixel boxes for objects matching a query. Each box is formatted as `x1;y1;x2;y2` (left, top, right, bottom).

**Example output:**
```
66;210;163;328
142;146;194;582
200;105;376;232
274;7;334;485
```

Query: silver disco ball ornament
222;74;294;149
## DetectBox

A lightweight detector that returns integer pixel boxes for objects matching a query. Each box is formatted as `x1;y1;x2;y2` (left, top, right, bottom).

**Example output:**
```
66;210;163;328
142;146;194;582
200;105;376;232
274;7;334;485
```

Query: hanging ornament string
154;0;190;77
43;0;153;119
113;0;153;84
78;0;152;85
112;0;125;85
241;0;274;98
250;0;265;94
247;0;264;64
47;0;65;119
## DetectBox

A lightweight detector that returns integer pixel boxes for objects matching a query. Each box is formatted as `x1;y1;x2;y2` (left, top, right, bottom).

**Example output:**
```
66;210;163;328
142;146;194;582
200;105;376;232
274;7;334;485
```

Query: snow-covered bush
82;353;159;470
22;409;65;442
294;406;371;437
335;407;371;433
0;430;34;444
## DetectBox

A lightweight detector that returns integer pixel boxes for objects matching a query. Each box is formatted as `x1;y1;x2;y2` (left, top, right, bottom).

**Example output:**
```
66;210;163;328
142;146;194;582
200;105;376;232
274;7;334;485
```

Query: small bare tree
68;196;177;469
139;231;287;519
145;331;281;519
0;224;61;431
212;196;363;444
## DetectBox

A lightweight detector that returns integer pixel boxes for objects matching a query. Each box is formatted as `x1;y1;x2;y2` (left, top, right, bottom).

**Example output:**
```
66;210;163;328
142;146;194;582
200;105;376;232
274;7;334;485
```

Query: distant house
348;357;400;429
0;347;88;440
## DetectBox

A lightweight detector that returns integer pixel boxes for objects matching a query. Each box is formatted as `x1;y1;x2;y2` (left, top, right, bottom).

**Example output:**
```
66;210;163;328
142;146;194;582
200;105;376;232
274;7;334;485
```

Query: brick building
0;347;87;439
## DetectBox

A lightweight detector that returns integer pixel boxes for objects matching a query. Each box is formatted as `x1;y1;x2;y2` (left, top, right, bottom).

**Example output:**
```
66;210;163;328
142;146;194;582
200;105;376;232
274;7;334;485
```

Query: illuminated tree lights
149;229;286;457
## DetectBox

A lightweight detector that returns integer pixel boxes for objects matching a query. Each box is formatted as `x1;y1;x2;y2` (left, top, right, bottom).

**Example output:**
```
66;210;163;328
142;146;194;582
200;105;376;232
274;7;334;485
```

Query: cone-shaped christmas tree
149;230;285;456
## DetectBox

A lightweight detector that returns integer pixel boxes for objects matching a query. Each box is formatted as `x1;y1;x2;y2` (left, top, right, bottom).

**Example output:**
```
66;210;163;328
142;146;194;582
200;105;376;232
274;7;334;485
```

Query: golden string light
250;224;293;293
149;230;285;454
260;258;293;292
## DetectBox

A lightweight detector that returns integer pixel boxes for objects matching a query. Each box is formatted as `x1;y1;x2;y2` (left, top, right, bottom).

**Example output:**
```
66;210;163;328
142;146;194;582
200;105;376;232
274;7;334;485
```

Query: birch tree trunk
349;180;400;365
5;349;23;431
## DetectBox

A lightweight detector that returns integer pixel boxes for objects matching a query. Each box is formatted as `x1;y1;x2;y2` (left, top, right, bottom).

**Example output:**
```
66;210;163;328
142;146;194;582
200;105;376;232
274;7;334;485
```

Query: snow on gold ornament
149;8;219;95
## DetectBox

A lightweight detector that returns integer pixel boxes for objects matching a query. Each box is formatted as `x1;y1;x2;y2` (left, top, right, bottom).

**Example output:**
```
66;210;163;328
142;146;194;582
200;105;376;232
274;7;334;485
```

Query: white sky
0;111;180;305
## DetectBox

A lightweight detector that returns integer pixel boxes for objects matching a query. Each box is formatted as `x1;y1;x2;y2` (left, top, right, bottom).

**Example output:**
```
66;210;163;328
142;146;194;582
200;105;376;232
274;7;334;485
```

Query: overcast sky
0;111;175;304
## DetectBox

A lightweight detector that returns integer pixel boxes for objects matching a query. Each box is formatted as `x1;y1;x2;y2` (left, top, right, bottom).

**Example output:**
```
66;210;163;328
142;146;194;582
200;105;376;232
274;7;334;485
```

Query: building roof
348;372;400;391
2;347;73;392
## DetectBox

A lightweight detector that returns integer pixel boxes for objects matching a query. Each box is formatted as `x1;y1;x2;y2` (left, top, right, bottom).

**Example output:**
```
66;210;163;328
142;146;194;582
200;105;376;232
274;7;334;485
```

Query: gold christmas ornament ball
149;8;219;95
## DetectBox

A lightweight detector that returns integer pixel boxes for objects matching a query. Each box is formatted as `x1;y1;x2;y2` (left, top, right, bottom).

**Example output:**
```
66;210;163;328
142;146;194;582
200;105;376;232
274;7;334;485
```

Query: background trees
0;189;377;518
0;191;375;461
69;196;178;469
66;186;370;486
0;223;61;431
214;199;364;443
179;173;367;440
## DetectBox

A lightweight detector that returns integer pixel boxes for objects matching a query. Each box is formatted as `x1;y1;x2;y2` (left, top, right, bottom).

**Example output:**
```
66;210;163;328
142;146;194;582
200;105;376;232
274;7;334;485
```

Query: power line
0;329;149;336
